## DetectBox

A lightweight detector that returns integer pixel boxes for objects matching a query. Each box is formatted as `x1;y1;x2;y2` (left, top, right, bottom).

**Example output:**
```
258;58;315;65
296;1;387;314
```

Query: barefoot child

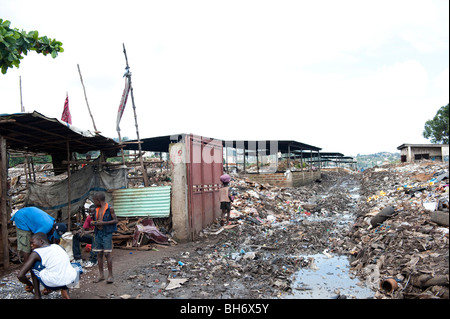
219;174;234;226
91;192;117;284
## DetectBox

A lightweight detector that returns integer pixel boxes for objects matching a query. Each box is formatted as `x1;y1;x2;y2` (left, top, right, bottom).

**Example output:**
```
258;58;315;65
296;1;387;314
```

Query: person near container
17;232;83;299
72;204;97;268
219;174;234;226
91;192;117;284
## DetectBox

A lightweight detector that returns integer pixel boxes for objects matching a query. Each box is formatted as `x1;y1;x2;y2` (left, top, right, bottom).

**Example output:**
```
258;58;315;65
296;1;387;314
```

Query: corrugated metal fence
112;186;171;218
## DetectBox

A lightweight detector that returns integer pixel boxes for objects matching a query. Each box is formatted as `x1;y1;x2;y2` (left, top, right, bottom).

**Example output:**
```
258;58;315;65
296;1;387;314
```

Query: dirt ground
0;236;222;299
1;162;448;300
70;236;223;299
68;172;363;300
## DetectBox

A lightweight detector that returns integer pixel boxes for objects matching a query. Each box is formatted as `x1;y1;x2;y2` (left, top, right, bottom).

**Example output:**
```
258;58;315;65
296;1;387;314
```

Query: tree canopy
0;19;63;74
423;103;449;144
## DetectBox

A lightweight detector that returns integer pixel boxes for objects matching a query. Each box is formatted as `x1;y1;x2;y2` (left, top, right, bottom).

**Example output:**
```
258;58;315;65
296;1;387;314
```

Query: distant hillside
355;152;400;169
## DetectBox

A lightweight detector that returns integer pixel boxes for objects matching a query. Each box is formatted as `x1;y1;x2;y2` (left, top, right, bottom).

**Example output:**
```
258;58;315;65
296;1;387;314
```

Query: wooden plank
1;136;9;269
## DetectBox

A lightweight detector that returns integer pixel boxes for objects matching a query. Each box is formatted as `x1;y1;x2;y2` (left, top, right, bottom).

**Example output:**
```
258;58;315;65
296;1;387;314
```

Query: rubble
122;170;372;299
348;161;449;299
189;161;448;299
1;161;448;299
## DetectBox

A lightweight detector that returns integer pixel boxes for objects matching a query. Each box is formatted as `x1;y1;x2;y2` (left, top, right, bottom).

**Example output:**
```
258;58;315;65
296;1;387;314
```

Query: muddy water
284;176;375;299
286;253;374;299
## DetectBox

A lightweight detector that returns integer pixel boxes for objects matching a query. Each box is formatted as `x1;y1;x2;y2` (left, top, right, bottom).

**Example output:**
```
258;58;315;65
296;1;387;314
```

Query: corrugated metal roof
0;111;119;155
112;186;171;218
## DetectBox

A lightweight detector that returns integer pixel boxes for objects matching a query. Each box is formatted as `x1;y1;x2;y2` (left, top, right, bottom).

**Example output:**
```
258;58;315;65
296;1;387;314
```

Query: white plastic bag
59;232;74;261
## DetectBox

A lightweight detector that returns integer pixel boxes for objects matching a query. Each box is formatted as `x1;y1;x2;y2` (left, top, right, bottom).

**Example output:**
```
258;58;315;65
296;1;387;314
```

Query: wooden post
256;145;260;174
66;141;71;230
0;136;9;269
23;156;29;188
19;76;25;112
122;43;149;187
318;152;321;170
243;145;247;174
77;64;99;133
287;144;291;171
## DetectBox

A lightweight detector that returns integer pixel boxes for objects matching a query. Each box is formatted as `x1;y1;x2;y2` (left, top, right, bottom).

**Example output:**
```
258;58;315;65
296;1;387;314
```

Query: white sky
1;0;448;156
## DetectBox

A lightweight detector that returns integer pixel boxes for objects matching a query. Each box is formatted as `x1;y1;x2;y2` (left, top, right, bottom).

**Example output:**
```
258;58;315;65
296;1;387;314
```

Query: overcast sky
1;0;448;156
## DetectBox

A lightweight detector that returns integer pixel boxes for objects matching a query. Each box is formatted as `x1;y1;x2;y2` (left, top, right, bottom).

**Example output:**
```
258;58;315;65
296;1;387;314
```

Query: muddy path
1;171;368;300
69;172;373;300
2;163;448;300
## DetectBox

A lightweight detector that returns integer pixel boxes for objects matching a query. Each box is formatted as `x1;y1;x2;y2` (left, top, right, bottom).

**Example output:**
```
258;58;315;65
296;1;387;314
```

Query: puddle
283;179;374;299
284;253;374;299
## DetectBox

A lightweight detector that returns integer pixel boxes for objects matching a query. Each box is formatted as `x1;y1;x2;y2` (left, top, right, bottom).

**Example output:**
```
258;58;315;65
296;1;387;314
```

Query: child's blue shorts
93;230;113;252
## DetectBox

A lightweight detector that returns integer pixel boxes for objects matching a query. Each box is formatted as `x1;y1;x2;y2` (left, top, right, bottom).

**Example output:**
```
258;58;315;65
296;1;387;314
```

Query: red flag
61;94;72;124
116;78;131;132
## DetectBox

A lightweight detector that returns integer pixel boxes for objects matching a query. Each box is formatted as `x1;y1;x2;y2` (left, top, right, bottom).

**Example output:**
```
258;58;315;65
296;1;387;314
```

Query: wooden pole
244;145;247;173
300;149;303;171
23;156;29;188
287;144;291;171
19;76;25;112
0;136;9;269
122;43;149;187
116;130;126;166
66;141;71;230
77;64;99;133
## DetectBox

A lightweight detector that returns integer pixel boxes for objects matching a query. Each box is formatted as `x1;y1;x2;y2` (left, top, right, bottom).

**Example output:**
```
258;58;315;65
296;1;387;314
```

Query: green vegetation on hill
355;152;400;170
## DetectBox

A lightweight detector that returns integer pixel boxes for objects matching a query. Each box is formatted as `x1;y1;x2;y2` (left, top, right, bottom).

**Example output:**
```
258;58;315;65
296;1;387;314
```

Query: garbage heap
347;161;449;299
124;162;447;299
167;171;364;299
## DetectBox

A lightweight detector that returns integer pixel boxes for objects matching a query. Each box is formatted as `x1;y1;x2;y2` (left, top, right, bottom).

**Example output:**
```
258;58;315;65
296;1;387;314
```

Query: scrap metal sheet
113;186;171;218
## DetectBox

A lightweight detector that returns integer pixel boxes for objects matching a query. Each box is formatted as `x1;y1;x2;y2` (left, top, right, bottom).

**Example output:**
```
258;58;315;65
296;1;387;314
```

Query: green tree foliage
423;104;449;144
0;19;63;74
9;155;51;167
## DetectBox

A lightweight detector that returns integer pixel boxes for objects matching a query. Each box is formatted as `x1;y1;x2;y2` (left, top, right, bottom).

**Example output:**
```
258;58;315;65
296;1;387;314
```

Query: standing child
219;174;234;226
91;192;117;284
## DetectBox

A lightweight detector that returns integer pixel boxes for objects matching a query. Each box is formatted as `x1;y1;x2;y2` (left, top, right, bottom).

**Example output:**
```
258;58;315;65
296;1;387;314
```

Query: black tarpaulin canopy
124;134;187;153
0;111;123;270
0;111;119;155
223;140;322;153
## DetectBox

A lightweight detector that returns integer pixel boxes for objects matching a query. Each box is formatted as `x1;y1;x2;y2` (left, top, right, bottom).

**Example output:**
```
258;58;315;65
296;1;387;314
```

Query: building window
414;154;429;161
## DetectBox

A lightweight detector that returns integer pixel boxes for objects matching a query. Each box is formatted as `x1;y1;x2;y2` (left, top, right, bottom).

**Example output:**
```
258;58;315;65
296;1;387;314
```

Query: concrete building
397;143;449;162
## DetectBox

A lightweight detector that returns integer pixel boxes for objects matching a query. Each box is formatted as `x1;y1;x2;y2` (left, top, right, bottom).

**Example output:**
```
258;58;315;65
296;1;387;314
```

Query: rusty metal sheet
186;135;223;239
112;186;171;218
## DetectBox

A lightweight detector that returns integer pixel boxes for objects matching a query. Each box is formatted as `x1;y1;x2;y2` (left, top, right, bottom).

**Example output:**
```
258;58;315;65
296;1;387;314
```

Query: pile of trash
224;172;344;226
2;160;448;299
123;170;368;299
176;162;448;299
346;162;449;299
